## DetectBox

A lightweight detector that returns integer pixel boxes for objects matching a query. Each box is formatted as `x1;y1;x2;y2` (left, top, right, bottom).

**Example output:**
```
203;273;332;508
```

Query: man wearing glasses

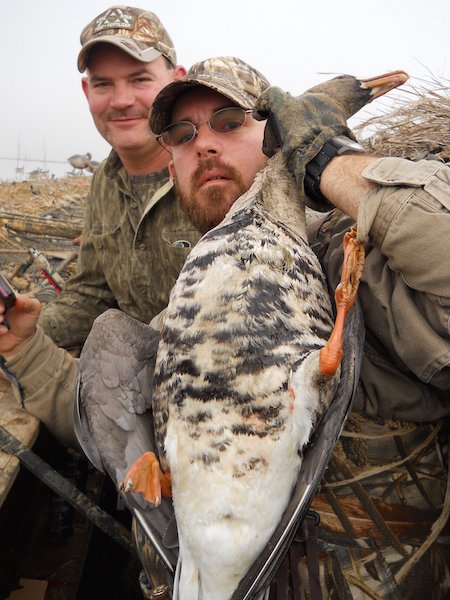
146;56;449;599
1;56;449;598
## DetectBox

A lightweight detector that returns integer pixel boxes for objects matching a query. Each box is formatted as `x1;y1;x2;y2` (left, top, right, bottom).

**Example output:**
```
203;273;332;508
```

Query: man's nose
110;83;135;108
194;123;222;157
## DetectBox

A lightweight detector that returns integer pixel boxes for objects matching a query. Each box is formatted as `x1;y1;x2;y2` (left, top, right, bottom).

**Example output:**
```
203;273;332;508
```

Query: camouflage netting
356;75;450;163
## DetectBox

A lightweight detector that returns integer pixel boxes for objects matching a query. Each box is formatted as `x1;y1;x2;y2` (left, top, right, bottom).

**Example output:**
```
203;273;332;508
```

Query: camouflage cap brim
150;79;257;135
78;35;162;72
150;56;270;134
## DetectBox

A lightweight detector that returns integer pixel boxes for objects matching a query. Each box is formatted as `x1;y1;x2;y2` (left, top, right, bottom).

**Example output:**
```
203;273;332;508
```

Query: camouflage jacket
38;150;201;349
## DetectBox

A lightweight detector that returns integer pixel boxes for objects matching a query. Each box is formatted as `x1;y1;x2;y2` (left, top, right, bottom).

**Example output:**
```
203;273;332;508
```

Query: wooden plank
1;215;81;239
0;380;40;508
310;493;448;542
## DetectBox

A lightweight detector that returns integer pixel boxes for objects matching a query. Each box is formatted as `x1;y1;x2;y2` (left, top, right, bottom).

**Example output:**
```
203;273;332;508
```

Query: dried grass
356;74;450;162
0;176;89;217
0;176;90;280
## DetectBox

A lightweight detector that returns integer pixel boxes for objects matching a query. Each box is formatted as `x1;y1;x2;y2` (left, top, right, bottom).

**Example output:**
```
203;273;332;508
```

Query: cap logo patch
94;8;135;33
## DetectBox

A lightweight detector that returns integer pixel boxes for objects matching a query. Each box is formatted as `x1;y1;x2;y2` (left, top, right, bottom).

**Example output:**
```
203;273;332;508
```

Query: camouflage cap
150;56;270;134
78;6;176;73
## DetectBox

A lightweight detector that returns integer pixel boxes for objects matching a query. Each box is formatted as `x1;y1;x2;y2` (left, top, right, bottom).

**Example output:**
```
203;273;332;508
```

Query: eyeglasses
157;107;253;151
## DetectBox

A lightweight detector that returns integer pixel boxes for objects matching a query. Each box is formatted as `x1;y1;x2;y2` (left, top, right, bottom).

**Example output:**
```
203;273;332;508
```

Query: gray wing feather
79;308;157;482
76;308;178;571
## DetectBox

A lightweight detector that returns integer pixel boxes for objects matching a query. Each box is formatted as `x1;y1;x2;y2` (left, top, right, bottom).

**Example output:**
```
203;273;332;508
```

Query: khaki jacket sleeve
4;326;78;448
316;157;450;421
358;157;450;296
358;157;450;385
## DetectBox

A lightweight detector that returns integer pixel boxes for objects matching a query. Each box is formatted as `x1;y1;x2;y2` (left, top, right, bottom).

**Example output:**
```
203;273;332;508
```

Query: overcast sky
1;0;448;181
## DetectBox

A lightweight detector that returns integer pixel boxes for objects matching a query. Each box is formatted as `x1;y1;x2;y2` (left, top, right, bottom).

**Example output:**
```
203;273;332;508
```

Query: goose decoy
86;159;100;173
79;70;408;600
67;152;92;174
27;167;47;180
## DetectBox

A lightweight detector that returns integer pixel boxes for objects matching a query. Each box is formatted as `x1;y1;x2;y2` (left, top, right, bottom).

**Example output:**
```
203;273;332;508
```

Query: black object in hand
0;273;16;309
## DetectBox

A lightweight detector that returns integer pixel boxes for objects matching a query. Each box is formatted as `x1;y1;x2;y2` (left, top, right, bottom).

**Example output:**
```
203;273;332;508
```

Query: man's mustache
190;158;238;190
104;109;149;121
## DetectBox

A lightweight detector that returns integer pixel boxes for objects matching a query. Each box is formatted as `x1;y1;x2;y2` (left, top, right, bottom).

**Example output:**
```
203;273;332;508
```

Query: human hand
253;71;408;210
254;87;355;210
253;81;356;211
0;294;42;360
253;83;355;159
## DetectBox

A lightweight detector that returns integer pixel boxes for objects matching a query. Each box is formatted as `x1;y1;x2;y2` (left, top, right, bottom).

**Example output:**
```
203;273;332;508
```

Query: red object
40;269;61;293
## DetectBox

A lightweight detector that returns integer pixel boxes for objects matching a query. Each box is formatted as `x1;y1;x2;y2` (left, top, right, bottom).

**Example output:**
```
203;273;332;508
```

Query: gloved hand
253;79;357;211
254;71;408;211
253;85;358;157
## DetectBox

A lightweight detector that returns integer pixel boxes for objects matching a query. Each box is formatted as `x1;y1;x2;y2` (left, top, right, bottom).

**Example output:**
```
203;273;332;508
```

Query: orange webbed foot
319;225;365;377
119;451;172;506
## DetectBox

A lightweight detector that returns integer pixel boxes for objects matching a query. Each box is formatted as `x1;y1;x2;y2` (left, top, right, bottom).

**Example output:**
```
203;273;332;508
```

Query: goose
86;159;100;173
67;152;92;174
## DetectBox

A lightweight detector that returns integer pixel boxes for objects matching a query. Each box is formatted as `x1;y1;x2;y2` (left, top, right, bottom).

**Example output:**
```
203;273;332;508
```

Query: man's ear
173;65;187;81
81;77;89;100
168;160;176;179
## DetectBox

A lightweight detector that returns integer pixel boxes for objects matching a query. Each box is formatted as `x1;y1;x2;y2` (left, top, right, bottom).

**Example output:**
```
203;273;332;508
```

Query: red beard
174;157;247;234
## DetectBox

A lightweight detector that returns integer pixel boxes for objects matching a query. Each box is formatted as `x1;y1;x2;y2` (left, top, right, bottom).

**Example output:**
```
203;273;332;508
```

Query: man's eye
221;119;242;132
169;123;195;145
174;131;194;145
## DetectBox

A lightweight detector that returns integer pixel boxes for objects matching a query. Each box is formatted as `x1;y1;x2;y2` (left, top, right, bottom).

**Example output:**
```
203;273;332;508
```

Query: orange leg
119;451;172;506
319;225;365;377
